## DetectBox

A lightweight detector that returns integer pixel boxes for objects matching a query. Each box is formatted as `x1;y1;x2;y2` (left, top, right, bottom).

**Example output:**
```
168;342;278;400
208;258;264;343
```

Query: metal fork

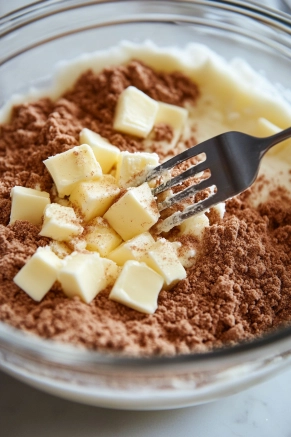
146;127;291;233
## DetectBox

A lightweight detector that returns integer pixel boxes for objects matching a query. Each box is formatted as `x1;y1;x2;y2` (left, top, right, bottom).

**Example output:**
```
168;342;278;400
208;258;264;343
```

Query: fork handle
261;126;291;154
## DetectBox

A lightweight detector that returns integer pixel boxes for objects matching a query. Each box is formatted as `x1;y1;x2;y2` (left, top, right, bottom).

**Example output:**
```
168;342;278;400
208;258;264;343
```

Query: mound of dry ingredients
1;60;291;356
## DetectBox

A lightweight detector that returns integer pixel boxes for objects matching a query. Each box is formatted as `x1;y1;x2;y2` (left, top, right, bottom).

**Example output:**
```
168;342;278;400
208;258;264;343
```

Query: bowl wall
1;0;291;409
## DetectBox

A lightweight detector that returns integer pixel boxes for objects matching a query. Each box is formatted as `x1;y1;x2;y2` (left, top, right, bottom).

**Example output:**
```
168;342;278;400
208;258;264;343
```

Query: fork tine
152;159;209;195
156;192;218;233
158;175;214;211
146;140;210;182
153;126;291;233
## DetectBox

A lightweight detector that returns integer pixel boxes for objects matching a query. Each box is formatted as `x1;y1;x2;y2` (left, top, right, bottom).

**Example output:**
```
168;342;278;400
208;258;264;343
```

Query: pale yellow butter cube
44;144;102;197
67;237;87;252
107;232;155;266
10;186;50;225
179;213;209;239
58;252;105;303
85;217;122;257
178;248;197;268
110;167;116;178
54;197;71;207
39;203;83;241
49;241;72;259
115;151;159;188
155;102;188;145
211;202;226;220
170;241;197;268
109;260;164;314
101;258;120;287
141;238;186;290
70;175;120;222
104;183;159;241
13;246;63;301
79;128;120;173
113;86;159;138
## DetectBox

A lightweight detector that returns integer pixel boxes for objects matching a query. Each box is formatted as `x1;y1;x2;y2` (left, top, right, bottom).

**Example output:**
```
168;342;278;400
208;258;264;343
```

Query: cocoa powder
0;61;291;356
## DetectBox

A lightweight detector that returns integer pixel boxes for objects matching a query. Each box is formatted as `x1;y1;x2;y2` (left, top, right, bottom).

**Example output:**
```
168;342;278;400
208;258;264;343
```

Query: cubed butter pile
11;86;214;314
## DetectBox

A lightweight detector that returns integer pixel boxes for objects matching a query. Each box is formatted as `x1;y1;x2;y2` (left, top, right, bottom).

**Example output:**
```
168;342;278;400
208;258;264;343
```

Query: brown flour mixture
0;61;291;356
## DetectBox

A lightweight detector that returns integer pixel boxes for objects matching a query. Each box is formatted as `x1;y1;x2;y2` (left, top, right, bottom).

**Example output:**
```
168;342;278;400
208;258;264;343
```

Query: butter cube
49;241;72;259
13;246;63;301
141;238;186;290
101;258;120;287
179;213;209;239
104;183;159;241
67;237;87;252
39;203;83;241
115;151;159;188
44;144;102;197
107;232;155;266
113;86;159;138
211;202;225;220
79;128;120;173
155;102;188;145
70;175;120;222
85;217;122;257
170;241;197;268
10;186;50;225
109;260;164;314
58;252;105;303
178;247;197;268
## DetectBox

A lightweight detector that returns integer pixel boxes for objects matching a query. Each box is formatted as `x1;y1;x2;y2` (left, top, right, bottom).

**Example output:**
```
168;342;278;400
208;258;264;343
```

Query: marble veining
1;366;291;437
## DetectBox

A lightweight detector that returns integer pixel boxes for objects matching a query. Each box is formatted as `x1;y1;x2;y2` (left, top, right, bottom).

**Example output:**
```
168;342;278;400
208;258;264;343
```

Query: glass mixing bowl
1;0;291;410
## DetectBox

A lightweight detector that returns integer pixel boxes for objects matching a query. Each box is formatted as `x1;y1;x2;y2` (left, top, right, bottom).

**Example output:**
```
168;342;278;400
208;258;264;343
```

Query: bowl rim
1;0;291;369
1;318;291;369
1;0;291;35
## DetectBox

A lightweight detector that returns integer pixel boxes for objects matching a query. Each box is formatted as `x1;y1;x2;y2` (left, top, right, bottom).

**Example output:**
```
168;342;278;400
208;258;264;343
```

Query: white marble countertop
1;0;291;435
0;366;291;437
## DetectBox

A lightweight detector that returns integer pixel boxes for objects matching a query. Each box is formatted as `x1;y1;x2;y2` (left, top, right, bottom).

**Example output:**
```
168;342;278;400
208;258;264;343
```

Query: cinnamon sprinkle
0;60;291;356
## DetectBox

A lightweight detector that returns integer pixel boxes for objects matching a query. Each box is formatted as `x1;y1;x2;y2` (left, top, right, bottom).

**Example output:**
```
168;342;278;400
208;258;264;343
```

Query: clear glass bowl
1;0;291;410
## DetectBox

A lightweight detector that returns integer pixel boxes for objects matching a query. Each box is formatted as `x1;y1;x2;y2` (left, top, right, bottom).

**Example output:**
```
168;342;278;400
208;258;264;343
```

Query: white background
1;1;291;436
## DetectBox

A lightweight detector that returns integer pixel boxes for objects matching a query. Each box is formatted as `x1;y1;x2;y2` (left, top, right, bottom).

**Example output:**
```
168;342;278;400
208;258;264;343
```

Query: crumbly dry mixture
0;61;291;356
